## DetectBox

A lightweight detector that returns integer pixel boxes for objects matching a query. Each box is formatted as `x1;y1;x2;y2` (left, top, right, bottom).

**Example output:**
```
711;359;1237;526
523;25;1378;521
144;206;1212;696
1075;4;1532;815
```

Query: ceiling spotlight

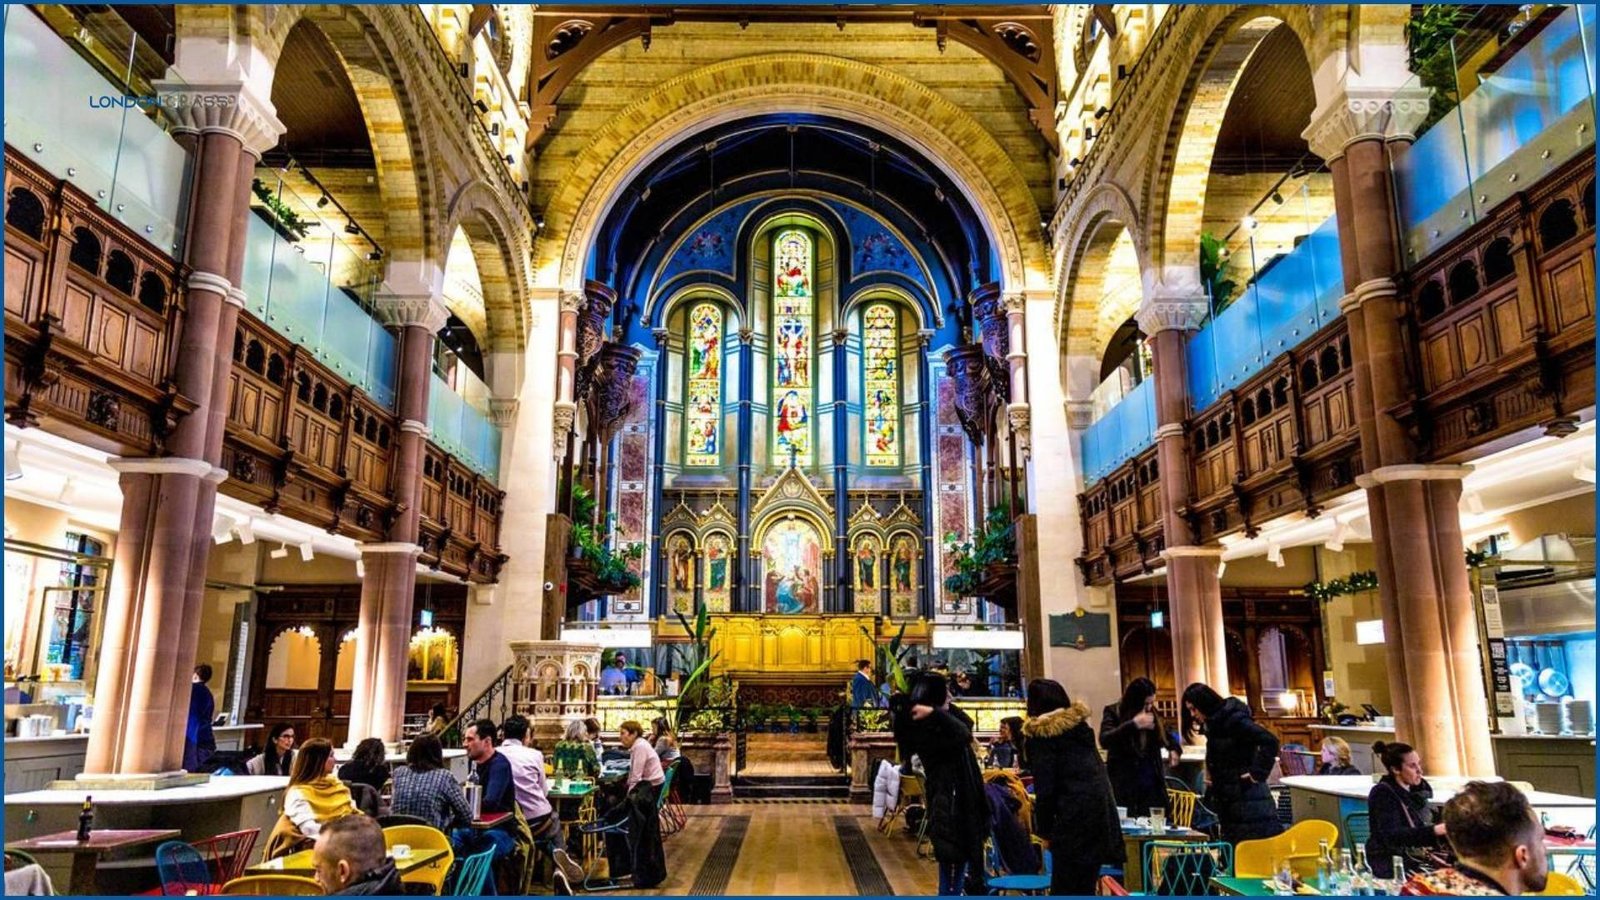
355;558;366;579
236;519;257;545
1095;106;1110;119
1266;543;1283;565
270;543;290;560
474;99;490;114
344;219;360;235
490;122;500;136
503;154;515;165
316;193;329;208
533;212;546;231
212;518;234;544
366;249;383;262
299;541;315;562
1069;157;1082;167
1216;559;1227;579
1270;191;1285;205
1084;127;1095;141
4;439;21;481
1241;215;1258;231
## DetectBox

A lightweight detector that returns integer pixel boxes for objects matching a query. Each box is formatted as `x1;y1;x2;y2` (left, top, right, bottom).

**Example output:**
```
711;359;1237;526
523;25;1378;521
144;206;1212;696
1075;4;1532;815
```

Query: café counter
4;725;262;793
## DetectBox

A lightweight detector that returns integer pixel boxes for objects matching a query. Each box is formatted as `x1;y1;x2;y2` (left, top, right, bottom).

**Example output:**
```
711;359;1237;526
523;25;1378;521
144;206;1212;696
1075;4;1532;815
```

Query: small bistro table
6;828;181;895
1119;825;1209;893
246;845;449;878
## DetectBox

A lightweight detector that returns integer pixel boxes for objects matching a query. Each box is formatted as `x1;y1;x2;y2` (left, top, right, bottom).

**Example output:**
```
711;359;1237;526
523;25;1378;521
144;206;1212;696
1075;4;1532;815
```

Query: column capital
372;293;450;332
1064;399;1094;430
559;291;585;314
553;401;577;461
1154;423;1185;441
399;419;431;438
917;328;934;347
1002;293;1026;316
1135;297;1208;336
1006;402;1031;457
1302;85;1432;161
1355;463;1472;489
186;270;233;297
488;398;519;428
651;326;671;344
108;457;213;478
152;79;285;158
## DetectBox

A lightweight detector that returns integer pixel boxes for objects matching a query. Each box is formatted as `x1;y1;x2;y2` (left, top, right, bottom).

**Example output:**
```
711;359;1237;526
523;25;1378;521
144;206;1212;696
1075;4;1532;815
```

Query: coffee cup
392;844;411;859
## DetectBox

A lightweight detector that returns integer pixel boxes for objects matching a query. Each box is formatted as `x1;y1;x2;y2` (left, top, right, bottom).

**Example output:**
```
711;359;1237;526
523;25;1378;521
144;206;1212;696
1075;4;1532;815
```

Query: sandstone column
1305;86;1494;775
85;82;282;777
346;277;450;746
1136;291;1228;696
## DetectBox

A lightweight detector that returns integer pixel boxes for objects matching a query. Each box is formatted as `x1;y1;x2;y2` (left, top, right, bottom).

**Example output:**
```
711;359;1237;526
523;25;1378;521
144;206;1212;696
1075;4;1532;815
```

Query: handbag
1384;782;1454;871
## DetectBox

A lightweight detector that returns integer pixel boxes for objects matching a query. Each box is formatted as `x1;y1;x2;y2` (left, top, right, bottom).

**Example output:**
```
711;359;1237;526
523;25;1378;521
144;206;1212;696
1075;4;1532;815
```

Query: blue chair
1142;840;1233;895
983;839;1051;895
155;840;215;896
1342;811;1370;855
449;847;496;896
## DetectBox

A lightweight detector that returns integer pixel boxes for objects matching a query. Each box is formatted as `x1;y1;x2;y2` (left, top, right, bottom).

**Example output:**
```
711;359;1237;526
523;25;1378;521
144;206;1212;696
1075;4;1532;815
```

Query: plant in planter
250;179;313;242
684;709;726;735
801;707;820;733
778;703;801;734
858;622;914;697
746;703;769;733
857;708;890;733
570;512;644;593
942;506;1018;597
1406;5;1474;131
1200;231;1238;313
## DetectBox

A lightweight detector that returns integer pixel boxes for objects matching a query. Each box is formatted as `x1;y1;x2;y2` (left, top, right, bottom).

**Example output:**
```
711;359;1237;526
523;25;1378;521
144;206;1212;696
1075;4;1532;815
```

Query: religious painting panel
702;531;733;613
888;532;919;620
762;518;823;614
407;627;458;683
685;302;723;467
863;302;900;467
772;230;814;466
666;533;696;615
852;534;882;612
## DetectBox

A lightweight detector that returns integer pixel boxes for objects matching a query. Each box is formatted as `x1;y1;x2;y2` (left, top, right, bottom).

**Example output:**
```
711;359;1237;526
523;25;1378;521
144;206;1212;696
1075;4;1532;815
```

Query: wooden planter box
846;731;900;804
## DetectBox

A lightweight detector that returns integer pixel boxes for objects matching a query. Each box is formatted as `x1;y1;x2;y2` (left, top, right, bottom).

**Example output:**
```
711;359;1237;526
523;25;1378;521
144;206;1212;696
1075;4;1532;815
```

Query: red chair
1097;874;1130;896
193;829;260;887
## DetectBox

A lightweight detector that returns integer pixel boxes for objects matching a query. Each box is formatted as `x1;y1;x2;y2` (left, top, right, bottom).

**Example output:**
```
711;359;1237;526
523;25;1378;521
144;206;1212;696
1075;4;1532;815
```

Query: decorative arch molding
443;178;535;351
542;53;1048;297
654;284;746;335
1137;5;1328;273
1053;182;1148;355
748;467;836;555
842;285;935;334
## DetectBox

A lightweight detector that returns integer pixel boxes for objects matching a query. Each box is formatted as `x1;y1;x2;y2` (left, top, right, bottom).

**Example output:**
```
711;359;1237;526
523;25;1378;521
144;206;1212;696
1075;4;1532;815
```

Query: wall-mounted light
418;609;434;628
1095;106;1109;119
474;98;490;114
1326;521;1350;552
1069;157;1082;168
1216;559;1227;580
355;558;365;578
1355;619;1386;645
236;519;257;545
299;541;315;562
344;219;360;235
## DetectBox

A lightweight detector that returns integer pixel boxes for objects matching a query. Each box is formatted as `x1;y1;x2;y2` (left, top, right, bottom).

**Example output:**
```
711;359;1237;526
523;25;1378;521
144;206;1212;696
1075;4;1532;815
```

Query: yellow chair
1531;871;1587;896
220;874;325;895
382;823;455;895
1167;790;1198;830
1235;819;1340;879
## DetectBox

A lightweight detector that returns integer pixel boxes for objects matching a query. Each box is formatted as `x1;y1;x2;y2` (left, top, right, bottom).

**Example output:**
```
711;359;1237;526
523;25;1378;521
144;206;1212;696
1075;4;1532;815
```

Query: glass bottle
1315;839;1333;892
1392;856;1407;895
1333;848;1355;895
76;796;94;842
1353;846;1375;895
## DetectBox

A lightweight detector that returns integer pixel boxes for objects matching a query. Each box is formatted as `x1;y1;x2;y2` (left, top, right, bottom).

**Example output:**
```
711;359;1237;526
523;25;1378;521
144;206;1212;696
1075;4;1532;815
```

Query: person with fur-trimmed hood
1022;678;1125;896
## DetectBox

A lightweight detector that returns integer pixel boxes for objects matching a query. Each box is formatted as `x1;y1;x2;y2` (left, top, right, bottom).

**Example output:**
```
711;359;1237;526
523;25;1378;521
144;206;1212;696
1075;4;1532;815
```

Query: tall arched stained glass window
685;302;723;467
771;230;813;467
862;302;899;467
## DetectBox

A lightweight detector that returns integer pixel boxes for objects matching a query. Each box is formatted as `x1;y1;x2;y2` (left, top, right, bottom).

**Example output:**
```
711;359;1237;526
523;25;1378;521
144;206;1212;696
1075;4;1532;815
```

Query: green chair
1342;811;1370;855
1142;840;1233;895
657;763;681;836
449;848;496;896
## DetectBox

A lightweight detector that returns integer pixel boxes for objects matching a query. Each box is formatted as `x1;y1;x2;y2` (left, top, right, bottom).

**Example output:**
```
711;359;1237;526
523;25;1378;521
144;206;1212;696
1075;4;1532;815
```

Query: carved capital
651;327;670;345
1006;403;1031;456
1337;277;1401;314
153;79;285;157
186;270;233;297
1064;399;1094;430
552;401;577;460
1135;298;1208;336
372;293;450;332
1302;85;1432;161
559;291;585;314
1002;293;1026;316
488;398;519;428
918;328;934;348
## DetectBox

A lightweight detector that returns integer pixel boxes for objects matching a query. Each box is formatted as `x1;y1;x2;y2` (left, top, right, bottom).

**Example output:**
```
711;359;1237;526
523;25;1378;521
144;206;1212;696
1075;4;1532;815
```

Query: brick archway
444;179;534;351
1054;183;1148;358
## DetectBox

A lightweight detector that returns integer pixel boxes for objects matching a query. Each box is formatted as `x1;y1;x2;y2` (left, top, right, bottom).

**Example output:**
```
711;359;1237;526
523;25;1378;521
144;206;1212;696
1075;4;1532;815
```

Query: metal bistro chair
578;776;673;892
1341;811;1370;856
1142;840;1233;896
658;762;685;837
381;824;454;895
218;874;324;895
155;841;215;896
1167;790;1199;831
449;848;496;896
192;829;260;887
982;838;1052;895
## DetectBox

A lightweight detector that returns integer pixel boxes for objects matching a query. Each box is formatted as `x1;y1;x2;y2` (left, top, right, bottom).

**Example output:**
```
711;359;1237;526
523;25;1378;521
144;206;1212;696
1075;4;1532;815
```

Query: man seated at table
1401;781;1549;896
451;719;518;860
499;714;585;884
312;814;403;896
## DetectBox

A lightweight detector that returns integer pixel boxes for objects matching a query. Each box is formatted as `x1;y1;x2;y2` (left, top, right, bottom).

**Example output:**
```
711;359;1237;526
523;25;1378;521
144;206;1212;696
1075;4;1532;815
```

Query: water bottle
1314;839;1332;892
1333;849;1355;895
1392;856;1407;894
1352;846;1376;895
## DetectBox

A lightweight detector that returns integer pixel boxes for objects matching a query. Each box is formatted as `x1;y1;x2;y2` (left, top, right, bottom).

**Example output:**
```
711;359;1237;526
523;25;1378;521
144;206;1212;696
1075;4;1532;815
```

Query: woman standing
1024;679;1125;896
265;738;358;858
247;723;296;776
1366;741;1450;879
901;672;988;895
1100;677;1182;815
1181;683;1283;843
1316;736;1361;776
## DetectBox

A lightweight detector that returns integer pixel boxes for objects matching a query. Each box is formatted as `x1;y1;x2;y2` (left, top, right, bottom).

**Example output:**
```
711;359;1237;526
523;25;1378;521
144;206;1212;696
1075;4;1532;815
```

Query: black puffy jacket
1200;697;1283;842
1023;702;1126;871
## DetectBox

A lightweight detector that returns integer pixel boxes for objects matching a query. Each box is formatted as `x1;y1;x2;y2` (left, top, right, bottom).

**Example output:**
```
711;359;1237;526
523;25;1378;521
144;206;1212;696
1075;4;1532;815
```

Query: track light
503;153;515;165
1241;215;1258;231
1270;191;1285;205
1216;559;1227;579
236;519;256;545
355;558;366;578
4;439;21;481
316;193;329;208
533;212;545;231
344;219;360;235
1069;157;1082;167
1266;543;1283;566
299;541;316;562
1084;127;1095;141
1095;106;1109;119
490;122;500;136
474;99;490;114
367;249;383;262
270;543;290;560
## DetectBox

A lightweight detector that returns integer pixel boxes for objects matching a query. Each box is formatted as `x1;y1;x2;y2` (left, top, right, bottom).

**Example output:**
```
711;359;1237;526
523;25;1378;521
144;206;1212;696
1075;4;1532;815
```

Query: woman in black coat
900;672;989;895
1366;741;1450;879
1023;679;1125;897
1181;683;1283;843
1100;677;1182;816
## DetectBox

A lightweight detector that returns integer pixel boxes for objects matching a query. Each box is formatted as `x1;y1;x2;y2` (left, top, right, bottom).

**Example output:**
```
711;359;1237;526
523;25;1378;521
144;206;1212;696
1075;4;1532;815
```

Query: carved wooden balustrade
1079;150;1595;586
3;150;504;583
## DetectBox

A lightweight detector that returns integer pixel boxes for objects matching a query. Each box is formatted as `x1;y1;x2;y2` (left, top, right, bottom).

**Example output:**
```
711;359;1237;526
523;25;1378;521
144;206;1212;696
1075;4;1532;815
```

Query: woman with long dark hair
1023;678;1124;896
264;738;358;858
338;737;391;793
1181;683;1282;842
900;672;988;895
247;722;296;776
1366;741;1450;879
1100;677;1181;815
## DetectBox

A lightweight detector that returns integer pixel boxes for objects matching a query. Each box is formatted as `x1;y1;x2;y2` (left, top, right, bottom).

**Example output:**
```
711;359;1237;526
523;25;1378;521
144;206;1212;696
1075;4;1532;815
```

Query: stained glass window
862;302;899;466
685;302;722;467
772;230;813;466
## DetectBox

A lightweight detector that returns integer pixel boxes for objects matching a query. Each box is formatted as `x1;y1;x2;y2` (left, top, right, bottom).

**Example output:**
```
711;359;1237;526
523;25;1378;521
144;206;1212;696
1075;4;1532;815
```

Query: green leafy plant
1407;5;1473;130
745;702;770;730
1199;232;1238;313
859;622;914;695
250;179;313;241
857;708;889;732
669;606;735;732
1303;570;1379;603
571;502;643;591
684;709;727;734
571;480;597;527
942;506;1018;596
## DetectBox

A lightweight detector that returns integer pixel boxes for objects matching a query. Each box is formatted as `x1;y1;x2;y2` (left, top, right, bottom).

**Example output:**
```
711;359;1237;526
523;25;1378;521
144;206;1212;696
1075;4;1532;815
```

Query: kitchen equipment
1538;668;1570;698
1535;702;1563;734
1562;699;1592;735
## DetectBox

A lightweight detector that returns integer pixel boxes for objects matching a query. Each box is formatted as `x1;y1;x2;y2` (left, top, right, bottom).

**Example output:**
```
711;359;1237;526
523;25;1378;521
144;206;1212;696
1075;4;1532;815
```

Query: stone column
1136;292;1228;696
346;281;450;747
1002;294;1031;461
1306;87;1493;775
84;81;281;779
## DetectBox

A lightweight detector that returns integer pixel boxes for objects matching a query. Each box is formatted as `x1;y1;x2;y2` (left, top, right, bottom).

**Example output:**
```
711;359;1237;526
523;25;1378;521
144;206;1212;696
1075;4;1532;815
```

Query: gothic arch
653;284;746;334
1054;182;1149;358
541;53;1048;297
442;179;534;351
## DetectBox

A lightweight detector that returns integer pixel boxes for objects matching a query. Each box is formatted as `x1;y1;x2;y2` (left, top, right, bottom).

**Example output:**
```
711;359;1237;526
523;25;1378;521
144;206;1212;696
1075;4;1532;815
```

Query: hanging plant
250;179;313;242
942;506;1017;596
1303;570;1379;603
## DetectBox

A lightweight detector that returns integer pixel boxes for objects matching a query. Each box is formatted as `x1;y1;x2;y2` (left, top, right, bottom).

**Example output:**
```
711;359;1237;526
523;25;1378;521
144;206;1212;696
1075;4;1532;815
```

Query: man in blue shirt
600;655;629;695
851;659;880;708
451;720;517;859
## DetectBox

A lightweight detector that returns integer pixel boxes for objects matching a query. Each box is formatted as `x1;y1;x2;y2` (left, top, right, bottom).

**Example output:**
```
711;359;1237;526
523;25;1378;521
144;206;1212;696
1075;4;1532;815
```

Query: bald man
312;815;402;896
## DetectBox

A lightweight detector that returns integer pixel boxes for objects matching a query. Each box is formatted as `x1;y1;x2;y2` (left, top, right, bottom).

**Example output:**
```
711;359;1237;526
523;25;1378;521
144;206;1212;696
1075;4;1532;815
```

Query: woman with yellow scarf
265;737;359;859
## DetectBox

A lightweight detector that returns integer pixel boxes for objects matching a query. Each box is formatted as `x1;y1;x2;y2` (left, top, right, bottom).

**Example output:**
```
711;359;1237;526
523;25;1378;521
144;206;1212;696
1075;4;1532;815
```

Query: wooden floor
588;802;936;896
